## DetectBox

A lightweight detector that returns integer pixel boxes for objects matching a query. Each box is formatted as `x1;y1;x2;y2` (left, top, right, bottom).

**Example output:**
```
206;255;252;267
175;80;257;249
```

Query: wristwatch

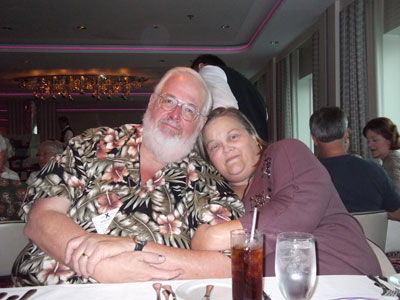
133;236;147;251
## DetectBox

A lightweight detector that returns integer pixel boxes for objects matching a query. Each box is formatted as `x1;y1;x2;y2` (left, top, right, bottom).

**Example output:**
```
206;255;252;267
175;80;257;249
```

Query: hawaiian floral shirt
12;124;244;286
0;178;26;221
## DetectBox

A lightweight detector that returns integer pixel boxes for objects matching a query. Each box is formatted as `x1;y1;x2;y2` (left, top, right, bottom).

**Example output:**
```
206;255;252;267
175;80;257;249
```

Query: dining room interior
1;0;400;297
0;0;399;161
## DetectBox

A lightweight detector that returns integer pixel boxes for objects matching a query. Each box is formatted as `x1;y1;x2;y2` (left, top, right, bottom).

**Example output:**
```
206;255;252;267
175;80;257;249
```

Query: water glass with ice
275;232;316;300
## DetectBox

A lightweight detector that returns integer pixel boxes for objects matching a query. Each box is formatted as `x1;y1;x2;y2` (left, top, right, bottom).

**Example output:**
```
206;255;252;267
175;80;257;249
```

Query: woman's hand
65;233;134;278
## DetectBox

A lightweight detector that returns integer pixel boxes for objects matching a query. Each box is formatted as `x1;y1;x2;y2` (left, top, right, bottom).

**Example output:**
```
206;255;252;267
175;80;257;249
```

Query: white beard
142;110;199;164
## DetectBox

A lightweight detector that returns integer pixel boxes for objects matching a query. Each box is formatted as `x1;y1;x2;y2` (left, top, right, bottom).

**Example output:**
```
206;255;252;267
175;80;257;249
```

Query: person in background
12;67;244;286
26;140;64;185
192;107;381;276
309;107;400;220
363;117;400;192
0;134;27;220
0;134;19;181
191;54;268;141
58;116;74;147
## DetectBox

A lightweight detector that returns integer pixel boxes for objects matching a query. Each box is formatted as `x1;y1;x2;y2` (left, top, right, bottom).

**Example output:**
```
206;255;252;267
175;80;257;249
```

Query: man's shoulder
79;123;141;139
322;154;384;174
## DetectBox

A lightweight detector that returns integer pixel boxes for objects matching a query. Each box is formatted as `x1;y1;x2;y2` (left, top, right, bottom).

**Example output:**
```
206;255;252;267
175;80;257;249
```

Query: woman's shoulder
266;138;310;155
388;150;400;160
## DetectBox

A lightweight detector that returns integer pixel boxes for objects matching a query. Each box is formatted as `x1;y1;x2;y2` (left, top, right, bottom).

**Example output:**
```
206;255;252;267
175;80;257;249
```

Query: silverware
202;284;214;300
0;292;7;300
379;276;400;292
19;289;37;300
263;290;271;300
152;283;162;300
5;296;19;300
368;275;398;297
162;290;170;300
162;285;176;300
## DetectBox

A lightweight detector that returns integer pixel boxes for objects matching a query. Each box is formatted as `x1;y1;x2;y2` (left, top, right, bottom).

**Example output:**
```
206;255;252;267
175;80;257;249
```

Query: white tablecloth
0;275;395;299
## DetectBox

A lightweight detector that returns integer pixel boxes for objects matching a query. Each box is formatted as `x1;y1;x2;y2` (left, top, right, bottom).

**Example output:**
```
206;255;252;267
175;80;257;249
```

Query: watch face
134;237;147;251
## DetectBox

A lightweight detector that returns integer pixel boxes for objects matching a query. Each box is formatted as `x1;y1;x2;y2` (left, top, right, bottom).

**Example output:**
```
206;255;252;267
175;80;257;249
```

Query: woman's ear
251;134;262;149
198;116;208;132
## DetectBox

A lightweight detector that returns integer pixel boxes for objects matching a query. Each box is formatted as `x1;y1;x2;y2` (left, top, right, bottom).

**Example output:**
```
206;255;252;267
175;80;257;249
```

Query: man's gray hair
41;140;64;155
153;67;212;116
309;107;348;143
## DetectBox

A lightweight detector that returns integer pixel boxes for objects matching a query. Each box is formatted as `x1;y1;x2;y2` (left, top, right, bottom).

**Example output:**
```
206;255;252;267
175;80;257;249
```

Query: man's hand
94;251;184;283
65;233;134;277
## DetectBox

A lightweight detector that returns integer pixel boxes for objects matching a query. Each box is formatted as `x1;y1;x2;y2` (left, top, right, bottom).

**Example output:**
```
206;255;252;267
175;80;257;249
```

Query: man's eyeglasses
156;93;203;122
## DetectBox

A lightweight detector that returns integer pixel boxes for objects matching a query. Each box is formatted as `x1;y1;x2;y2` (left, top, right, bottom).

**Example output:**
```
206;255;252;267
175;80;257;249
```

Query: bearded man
13;67;244;286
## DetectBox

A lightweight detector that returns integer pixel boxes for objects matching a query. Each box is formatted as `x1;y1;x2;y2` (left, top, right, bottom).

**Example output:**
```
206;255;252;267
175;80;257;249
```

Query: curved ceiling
0;0;335;94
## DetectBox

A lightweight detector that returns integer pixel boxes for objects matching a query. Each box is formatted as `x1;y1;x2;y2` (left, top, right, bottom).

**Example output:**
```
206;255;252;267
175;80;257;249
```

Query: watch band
133;237;147;251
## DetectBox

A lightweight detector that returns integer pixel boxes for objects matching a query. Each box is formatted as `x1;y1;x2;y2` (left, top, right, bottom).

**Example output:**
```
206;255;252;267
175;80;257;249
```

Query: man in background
58;116;74;147
310;106;400;221
26;140;64;185
191;54;268;141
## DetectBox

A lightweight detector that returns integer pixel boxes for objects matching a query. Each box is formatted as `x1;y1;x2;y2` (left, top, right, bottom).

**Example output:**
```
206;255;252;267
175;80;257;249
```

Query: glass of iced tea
231;229;264;300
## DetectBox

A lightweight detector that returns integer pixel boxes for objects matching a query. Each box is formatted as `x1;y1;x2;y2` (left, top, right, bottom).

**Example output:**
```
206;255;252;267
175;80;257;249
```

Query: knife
202;285;214;300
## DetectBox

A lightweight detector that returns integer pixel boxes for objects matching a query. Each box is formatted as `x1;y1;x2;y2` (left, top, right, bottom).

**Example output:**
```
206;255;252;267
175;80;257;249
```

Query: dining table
0;275;397;300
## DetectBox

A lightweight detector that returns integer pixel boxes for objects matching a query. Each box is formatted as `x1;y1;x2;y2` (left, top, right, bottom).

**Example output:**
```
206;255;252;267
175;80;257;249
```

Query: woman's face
365;129;391;159
203;115;260;187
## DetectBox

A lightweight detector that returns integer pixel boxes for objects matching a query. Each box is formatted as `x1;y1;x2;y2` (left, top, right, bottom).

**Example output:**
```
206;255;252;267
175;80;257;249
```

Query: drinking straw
250;207;258;241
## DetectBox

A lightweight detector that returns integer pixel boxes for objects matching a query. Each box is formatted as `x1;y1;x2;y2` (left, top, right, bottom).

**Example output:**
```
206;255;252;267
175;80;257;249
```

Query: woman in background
363;117;400;192
192;107;381;276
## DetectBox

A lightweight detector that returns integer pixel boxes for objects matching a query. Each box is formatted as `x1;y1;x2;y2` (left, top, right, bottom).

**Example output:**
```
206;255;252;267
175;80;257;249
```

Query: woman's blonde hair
197;107;268;162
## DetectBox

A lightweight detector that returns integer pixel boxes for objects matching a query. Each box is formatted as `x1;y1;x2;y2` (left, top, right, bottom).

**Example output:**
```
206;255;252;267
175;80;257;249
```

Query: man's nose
169;105;181;120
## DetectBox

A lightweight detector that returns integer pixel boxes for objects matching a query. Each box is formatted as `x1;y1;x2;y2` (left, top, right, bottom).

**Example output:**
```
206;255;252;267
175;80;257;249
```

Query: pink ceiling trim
0;0;282;52
56;108;145;112
0;92;151;97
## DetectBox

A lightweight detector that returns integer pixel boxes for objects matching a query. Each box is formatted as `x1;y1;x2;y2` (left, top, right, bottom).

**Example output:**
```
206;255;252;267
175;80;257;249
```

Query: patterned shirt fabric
0;178;27;221
12;124;244;286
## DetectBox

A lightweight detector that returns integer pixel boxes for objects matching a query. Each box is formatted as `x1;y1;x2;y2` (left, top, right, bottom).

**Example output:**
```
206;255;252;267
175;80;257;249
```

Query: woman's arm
191;219;243;250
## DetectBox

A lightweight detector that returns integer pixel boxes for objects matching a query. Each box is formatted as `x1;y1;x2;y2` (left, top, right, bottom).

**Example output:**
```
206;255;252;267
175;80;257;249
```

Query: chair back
351;210;388;250
385;220;400;252
0;220;29;276
367;239;396;276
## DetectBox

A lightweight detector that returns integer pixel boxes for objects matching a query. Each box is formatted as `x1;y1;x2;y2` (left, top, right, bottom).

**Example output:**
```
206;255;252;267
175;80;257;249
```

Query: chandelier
15;74;148;100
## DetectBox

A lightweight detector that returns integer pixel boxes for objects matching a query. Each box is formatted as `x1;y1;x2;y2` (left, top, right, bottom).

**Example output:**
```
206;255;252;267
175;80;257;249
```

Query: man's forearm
144;242;231;279
24;197;86;264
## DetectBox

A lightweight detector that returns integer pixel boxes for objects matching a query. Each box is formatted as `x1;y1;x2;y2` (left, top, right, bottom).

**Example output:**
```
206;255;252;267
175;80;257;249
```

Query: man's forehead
161;75;204;105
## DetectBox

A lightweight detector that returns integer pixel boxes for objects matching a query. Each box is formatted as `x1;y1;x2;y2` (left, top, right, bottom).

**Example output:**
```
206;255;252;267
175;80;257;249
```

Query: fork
379;276;400;293
162;285;177;300
368;275;399;297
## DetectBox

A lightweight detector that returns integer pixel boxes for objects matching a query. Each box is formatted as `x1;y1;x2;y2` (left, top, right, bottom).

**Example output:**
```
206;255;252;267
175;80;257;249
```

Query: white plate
175;281;232;300
389;274;400;288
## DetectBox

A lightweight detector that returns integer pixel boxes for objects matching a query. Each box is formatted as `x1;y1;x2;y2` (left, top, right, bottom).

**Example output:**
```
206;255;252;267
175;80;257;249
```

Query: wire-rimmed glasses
155;93;203;122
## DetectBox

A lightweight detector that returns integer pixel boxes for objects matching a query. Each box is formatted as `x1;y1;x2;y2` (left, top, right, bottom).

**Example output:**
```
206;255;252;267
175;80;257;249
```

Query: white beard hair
142;110;199;164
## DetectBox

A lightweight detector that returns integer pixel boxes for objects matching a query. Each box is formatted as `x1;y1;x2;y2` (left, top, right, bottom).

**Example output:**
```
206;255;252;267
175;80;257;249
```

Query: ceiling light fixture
15;74;148;100
76;25;87;30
